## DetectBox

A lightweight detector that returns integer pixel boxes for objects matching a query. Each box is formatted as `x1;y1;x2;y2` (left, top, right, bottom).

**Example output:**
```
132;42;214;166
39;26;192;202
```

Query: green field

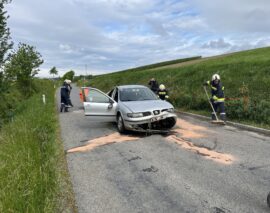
84;47;270;128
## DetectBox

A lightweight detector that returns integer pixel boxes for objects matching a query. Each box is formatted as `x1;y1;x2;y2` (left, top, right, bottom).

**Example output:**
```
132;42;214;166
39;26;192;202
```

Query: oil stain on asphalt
128;156;142;162
142;166;159;173
66;119;235;165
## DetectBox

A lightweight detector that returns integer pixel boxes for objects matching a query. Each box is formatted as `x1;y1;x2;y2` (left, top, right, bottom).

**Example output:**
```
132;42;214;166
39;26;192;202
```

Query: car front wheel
117;114;125;133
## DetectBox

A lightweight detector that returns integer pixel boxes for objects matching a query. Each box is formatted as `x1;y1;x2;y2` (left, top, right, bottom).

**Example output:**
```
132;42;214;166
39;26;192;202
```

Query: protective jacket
157;89;168;100
207;80;225;102
60;82;70;105
148;80;159;93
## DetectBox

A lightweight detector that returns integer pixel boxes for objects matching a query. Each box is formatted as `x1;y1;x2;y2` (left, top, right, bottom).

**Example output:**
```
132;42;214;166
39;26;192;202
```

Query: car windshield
120;87;158;101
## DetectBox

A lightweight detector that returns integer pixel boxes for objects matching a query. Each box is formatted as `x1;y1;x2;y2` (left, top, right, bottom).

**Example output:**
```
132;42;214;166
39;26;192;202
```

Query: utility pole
83;65;86;87
85;64;88;86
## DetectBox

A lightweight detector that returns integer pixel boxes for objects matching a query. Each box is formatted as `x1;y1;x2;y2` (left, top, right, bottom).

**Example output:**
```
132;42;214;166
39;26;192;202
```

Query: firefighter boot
220;113;226;122
60;103;65;112
211;113;217;120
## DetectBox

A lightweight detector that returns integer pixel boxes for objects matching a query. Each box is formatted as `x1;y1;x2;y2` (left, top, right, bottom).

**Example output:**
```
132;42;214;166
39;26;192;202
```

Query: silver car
81;85;177;133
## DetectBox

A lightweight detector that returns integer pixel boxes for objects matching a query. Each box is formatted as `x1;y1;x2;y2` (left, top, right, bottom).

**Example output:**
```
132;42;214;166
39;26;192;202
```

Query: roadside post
42;94;46;105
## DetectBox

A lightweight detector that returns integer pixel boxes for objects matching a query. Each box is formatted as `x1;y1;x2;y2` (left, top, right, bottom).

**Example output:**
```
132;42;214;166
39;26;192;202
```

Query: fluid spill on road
67;132;140;153
166;119;234;165
67;118;234;165
166;135;234;164
173;118;208;138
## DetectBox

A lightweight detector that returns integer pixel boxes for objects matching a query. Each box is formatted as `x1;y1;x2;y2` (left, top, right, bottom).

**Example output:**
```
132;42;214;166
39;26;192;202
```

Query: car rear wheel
117;114;126;133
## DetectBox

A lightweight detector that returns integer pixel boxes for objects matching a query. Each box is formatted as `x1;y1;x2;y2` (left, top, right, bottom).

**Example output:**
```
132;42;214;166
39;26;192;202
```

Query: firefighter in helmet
148;78;159;94
203;74;226;121
157;84;169;100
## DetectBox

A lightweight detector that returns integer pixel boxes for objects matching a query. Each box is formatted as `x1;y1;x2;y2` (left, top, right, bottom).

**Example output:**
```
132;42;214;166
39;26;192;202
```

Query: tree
49;66;58;77
0;0;13;126
62;70;75;81
0;0;13;69
0;0;13;90
5;43;43;95
49;66;58;81
49;66;58;88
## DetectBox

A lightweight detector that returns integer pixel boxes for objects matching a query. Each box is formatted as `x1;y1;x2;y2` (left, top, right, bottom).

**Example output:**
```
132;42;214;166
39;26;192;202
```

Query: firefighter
203;74;226;121
65;79;73;107
157;84;169;100
148;78;159;94
60;81;70;112
60;80;73;112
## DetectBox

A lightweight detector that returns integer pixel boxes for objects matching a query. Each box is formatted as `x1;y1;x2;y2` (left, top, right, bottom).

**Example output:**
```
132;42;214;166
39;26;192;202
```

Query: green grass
108;56;202;74
0;80;76;212
82;47;270;128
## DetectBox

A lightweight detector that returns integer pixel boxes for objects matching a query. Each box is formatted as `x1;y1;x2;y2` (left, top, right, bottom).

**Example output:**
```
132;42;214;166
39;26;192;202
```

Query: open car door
82;87;117;122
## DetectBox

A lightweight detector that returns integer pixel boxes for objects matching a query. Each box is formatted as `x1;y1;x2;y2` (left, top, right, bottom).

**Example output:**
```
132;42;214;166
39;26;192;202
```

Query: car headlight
167;108;174;113
127;112;144;118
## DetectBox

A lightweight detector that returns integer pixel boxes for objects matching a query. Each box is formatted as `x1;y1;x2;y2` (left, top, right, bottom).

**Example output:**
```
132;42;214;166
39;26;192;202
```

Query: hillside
85;47;270;126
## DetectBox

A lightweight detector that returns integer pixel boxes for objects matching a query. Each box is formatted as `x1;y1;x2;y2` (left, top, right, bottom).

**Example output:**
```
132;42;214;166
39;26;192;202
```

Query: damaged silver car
81;85;177;133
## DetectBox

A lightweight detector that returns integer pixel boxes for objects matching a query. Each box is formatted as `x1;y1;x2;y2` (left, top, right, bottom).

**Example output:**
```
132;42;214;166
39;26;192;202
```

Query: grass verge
0;80;76;212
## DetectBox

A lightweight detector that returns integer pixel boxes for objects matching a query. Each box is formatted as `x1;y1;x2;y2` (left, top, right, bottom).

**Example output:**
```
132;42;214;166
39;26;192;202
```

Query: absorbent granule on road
67;132;140;153
173;118;208;138
166;119;234;165
166;135;234;165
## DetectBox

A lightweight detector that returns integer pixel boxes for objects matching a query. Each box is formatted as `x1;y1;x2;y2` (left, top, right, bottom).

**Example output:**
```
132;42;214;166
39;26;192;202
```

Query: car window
86;89;110;103
107;89;114;97
120;88;158;101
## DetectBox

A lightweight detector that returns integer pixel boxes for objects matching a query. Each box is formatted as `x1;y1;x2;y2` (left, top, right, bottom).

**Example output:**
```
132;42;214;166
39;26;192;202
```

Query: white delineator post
42;94;46;104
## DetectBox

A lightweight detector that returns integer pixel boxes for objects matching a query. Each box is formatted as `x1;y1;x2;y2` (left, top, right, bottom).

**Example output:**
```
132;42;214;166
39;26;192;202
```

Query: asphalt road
58;85;270;213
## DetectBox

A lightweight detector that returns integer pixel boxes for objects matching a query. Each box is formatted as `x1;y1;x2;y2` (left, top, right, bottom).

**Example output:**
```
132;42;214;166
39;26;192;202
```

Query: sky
5;0;270;77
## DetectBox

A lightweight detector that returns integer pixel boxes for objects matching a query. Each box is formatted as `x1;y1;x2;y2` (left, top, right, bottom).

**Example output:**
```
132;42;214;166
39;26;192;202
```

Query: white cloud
5;0;270;77
192;0;270;33
59;44;73;54
202;38;231;49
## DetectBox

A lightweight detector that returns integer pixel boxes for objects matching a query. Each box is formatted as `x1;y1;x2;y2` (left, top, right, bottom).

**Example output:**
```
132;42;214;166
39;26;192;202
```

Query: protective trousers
212;102;226;121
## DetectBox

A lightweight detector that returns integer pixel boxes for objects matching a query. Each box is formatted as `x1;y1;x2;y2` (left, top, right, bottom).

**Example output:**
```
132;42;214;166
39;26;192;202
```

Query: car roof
117;85;148;90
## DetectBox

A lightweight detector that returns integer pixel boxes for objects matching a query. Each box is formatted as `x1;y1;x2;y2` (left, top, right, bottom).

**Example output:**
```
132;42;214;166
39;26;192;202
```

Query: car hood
121;100;173;113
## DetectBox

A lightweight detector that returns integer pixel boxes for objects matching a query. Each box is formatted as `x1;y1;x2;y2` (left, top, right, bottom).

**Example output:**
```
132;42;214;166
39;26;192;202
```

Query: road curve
58;85;270;213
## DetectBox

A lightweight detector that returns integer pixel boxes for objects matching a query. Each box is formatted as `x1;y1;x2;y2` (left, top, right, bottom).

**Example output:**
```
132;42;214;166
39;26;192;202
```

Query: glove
203;81;210;86
212;95;218;101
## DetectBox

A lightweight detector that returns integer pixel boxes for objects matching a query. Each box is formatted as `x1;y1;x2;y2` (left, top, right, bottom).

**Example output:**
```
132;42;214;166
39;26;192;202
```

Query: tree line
0;0;43;126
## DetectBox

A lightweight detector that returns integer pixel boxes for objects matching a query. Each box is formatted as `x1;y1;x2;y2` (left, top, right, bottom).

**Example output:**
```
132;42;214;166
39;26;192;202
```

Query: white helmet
212;74;220;81
159;84;165;90
65;79;72;84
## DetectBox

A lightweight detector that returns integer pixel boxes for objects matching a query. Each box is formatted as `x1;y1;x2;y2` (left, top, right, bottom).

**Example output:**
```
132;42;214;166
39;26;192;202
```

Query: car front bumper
123;112;177;131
